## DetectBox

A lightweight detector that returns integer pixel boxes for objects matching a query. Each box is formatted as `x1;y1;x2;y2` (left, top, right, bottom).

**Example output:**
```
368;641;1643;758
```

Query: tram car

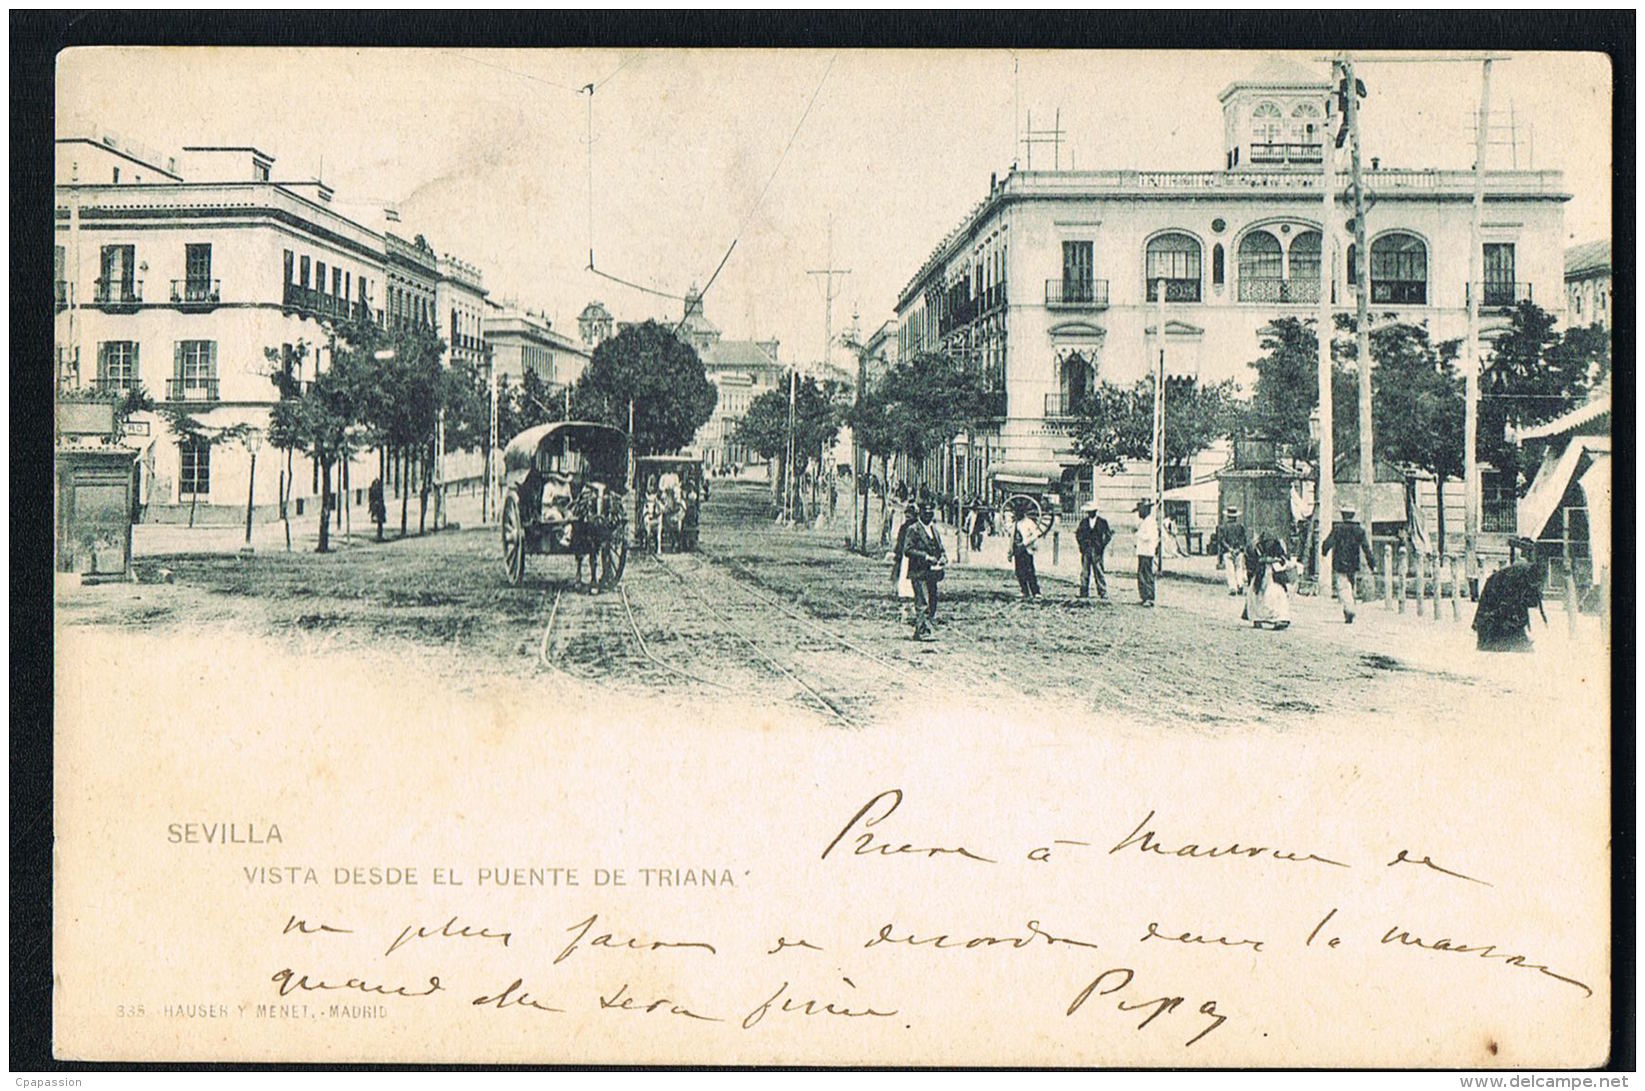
500;421;630;586
634;455;706;553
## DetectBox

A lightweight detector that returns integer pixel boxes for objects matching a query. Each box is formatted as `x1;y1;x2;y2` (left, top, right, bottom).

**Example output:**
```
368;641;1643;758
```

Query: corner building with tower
892;58;1568;540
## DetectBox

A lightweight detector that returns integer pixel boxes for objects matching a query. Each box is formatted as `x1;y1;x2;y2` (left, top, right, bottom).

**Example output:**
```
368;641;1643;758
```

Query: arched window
1289;230;1322;297
1237;231;1283;302
1145;233;1202;302
1057;351;1094;415
1291;102;1322;146
1252;101;1284;145
1212;243;1225;286
1370;232;1428;304
1346;242;1359;285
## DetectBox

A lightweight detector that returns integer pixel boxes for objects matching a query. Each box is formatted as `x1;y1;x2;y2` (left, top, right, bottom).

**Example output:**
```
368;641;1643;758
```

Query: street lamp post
243;429;264;548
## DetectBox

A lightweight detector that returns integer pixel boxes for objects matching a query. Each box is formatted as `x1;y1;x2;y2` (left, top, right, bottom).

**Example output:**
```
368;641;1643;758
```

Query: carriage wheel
501;491;526;586
609;536;628;583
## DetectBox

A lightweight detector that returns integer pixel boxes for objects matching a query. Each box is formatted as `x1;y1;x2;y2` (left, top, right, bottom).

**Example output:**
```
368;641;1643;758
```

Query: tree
265;325;372;553
1068;377;1242;476
1244;316;1358;456
847;383;900;548
572;320;717;456
731;376;848;513
874;351;992;488
1479;302;1607;489
1369;323;1464;552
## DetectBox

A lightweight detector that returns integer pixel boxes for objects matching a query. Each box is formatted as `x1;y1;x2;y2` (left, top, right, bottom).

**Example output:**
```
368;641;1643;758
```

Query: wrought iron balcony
1044;391;1086;418
1238;277;1322;304
90;375;139;394
1469;281;1532;309
1249;141;1324;165
1369;280;1428;305
1045;278;1110;308
171;278;221;309
166;377;220;402
93;278;143;309
1145;278;1202;303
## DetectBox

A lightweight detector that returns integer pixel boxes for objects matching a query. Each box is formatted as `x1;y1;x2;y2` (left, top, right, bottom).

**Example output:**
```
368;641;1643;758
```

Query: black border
12;9;1635;1075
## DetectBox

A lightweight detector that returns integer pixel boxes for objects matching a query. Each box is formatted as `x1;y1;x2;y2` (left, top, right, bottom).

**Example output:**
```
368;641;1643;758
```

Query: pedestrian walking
890;501;917;620
1074;499;1112;601
1473;538;1548;652
368;477;387;542
1215;507;1247;594
1320;506;1377;623
1243;532;1293;629
1134;499;1159;607
1009;502;1042;600
902;501;947;640
967;499;986;552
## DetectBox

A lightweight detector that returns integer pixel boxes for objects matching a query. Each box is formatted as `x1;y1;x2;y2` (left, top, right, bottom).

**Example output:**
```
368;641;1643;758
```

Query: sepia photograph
33;19;1626;1073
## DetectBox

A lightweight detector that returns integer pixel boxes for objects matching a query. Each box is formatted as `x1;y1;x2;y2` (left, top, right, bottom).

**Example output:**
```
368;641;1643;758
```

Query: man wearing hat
1215;507;1248;596
1320;505;1377;623
1074;499;1112;601
901;500;948;640
1134;498;1159;607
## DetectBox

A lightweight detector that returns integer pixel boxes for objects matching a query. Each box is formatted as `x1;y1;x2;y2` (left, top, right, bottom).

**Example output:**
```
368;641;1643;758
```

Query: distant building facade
1564;240;1610;331
484;302;590;391
891;58;1569;533
675;286;784;470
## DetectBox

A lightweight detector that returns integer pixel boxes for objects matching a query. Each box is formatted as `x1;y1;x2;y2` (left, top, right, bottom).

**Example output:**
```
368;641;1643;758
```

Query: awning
1518;435;1607;541
987;461;1069;487
1579;455;1611;575
1162;479;1219;503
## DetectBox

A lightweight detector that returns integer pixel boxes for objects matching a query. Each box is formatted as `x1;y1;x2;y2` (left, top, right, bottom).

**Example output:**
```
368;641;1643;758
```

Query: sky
58;48;1613;367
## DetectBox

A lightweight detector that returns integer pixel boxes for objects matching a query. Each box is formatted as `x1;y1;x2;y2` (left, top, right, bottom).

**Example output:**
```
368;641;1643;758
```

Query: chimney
1371;157;1381;171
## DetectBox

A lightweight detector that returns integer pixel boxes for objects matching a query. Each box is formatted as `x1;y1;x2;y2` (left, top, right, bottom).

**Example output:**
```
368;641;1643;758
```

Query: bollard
1051;529;1060;568
1383;544;1394;609
1431;555;1442;623
1450;556;1462;621
1565;567;1578;639
1397;547;1408;613
1415;553;1426;618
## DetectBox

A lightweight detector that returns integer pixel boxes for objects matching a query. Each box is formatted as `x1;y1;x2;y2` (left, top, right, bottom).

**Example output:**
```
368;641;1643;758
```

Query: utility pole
1345;56;1375;534
1153;278;1167;593
1318;58;1339;589
1464;58;1494;593
485;350;498;523
807;216;849;530
785;369;798;523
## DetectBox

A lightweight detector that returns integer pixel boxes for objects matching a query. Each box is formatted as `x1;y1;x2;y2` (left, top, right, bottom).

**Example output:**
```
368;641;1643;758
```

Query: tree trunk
1434;474;1447;557
859;453;872;554
400;448;411;537
418;441;431;535
187;466;199;529
316;455;333;553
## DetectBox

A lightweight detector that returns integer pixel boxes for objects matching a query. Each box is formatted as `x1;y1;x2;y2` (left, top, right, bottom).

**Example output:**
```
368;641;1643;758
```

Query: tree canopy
1479;301;1608;485
572;320;717;456
1068;377;1242;475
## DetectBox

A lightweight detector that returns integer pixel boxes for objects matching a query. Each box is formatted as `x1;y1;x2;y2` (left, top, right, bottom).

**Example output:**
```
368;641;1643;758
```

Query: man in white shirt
1134;499;1159;607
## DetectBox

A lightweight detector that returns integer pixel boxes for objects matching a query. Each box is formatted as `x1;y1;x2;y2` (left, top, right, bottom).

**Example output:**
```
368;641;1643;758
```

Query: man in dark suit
902;501;947;640
1074;499;1112;601
1320;505;1377;623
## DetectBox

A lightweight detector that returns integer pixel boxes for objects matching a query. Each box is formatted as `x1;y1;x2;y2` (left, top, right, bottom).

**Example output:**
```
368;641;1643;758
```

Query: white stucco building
892;58;1569;534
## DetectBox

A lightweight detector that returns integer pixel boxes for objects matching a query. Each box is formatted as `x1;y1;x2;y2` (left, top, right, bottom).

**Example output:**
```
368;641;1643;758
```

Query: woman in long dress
1243;532;1293;629
1473;538;1548;651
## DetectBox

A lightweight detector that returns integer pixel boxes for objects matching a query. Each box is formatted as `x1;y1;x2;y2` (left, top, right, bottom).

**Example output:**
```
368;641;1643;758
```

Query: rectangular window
253;161;270;182
99;244;136;299
1483;243;1517;306
172;340;218;400
1061;241;1094;303
185;243;212;284
332;267;343;298
283;249;295;285
179;439;211;497
300;256;311;289
54;245;66;305
96;341;139;390
316;262;328;296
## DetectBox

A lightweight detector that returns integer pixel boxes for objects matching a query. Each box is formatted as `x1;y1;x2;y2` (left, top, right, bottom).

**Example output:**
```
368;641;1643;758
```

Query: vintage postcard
50;45;1615;1066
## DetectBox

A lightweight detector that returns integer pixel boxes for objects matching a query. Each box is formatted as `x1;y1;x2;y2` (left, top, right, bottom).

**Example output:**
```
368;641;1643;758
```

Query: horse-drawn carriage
500;422;630;586
634;455;706;554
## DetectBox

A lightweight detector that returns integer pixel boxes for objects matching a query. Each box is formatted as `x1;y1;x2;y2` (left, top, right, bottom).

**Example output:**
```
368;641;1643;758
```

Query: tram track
534;582;727;692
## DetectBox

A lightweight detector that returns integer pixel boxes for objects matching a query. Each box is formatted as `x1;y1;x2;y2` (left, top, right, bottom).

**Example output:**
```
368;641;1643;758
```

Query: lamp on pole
243;428;264;548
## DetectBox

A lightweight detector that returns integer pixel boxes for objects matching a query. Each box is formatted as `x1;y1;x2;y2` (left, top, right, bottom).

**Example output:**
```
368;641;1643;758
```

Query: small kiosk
56;399;138;582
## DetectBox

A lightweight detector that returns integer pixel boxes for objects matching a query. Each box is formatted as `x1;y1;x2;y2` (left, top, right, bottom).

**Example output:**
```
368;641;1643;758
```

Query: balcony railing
1369;280;1428;305
93;278;143;308
1045;278;1110;308
1238;277;1322;304
283;283;364;322
1146;278;1202;303
1469;281;1533;309
1044;392;1086;418
166;377;220;402
1249;142;1324;165
171;278;221;307
90;375;138;394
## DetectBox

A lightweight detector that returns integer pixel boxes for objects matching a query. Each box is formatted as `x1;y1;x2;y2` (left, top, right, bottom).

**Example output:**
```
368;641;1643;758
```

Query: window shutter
174;341;185;383
208;341;218;377
132;342;140;384
97;343;109;382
